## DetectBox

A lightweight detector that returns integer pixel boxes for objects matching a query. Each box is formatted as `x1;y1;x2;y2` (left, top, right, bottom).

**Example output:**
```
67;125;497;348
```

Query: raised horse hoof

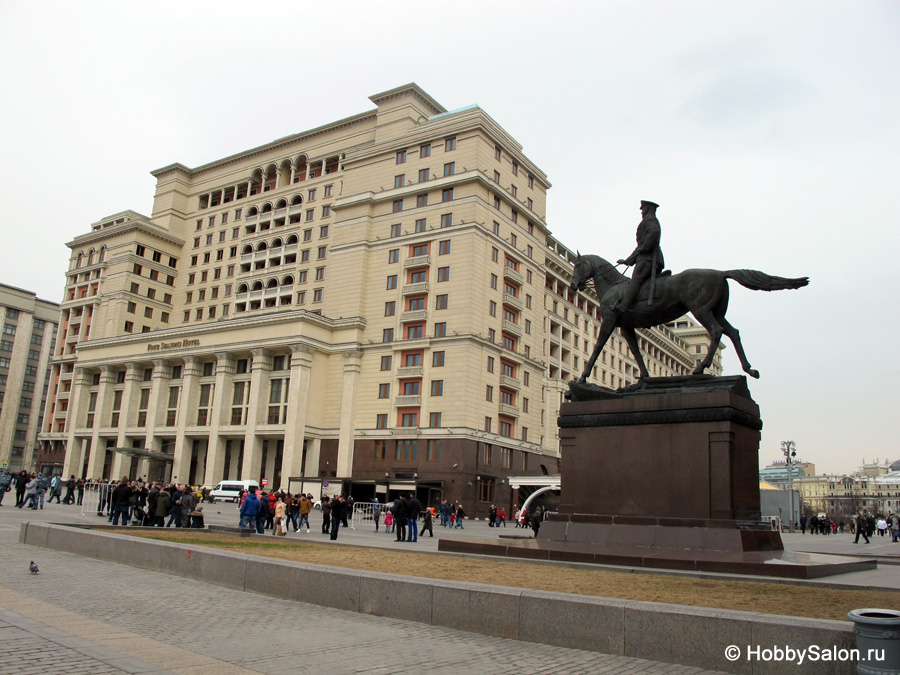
746;369;760;379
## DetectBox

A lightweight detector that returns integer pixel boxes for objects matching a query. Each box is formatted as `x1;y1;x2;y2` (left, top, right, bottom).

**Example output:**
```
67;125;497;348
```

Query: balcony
500;375;521;390
394;395;422;407
499;403;520;417
404;255;431;269
401;310;427;323
503;266;523;284
244;213;259;227
402;282;429;296
393;427;418;436
289;203;304;216
502;293;523;310
397;366;423;378
502;320;522;337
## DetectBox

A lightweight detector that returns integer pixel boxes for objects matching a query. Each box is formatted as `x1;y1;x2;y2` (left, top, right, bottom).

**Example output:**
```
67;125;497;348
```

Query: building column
336;350;362;477
241;348;272;483
86;365;116;480
281;344;313;481
171;356;201;484
289;163;296;185
62;367;92;476
204;352;235;486
304;437;321;481
111;362;141;479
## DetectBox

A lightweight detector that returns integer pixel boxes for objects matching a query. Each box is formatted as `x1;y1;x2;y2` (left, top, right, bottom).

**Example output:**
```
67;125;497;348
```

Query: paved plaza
2;499;898;674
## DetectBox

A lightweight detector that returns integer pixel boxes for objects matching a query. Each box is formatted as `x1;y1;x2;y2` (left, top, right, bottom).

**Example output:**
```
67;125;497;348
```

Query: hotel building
36;84;711;514
0;284;58;473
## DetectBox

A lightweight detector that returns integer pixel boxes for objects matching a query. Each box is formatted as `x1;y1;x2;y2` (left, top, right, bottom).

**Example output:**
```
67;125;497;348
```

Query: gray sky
2;1;897;474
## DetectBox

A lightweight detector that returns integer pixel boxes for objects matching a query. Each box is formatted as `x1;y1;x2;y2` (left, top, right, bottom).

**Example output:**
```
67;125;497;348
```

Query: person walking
854;513;870;544
48;475;62;504
239;489;260;529
298;494;312;533
455;503;466;529
421;507;434;538
274;497;287;536
154;486;171;527
0;469;12;506
180;487;196;528
63;475;76;504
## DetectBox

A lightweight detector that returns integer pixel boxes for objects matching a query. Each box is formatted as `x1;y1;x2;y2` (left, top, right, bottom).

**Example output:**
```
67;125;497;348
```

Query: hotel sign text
147;338;200;352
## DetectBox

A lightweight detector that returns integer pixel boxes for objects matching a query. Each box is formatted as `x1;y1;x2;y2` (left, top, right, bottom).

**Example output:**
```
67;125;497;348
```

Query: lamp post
781;440;797;533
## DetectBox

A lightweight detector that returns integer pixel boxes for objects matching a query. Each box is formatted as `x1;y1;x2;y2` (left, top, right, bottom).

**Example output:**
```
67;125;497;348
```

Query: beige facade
0;284;59;472
794;459;900;518
38;84;712;515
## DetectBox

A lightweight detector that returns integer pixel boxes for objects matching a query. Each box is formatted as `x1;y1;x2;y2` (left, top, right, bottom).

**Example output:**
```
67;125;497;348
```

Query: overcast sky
1;1;897;474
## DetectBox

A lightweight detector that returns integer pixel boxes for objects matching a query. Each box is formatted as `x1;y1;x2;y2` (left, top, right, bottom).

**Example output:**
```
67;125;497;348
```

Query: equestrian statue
569;201;809;387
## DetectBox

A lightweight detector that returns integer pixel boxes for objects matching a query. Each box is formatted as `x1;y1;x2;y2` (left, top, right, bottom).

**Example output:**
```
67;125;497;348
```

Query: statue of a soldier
614;200;665;312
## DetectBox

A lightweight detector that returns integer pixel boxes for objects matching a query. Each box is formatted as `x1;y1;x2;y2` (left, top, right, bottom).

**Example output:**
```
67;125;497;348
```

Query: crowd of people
797;512;900;543
0;470;86;509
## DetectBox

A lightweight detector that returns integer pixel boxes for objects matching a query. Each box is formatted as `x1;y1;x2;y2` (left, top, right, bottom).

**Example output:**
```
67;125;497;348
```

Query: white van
210;480;260;503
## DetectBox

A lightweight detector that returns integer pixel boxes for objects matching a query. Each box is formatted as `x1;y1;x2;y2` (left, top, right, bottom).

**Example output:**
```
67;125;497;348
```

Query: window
445;137;456;151
489;300;497;317
431;380;443;396
390;223;401;238
392;199;403;213
435;294;448;310
418;168;429;183
444;162;455;176
124;321;134;333
441;188;453;202
306;209;314;222
324;185;333;197
416;194;428;208
396;440;417;461
402;381;420;396
486;385;493;401
407;324;423;339
440;213;452;228
127;301;136;313
401;412;418;428
429;412;442;428
487;356;495;373
396;150;407;164
313;288;323;302
374;440;386;460
378;383;390;399
383;328;394;342
386;274;398;289
494;170;501;184
385;301;396;316
415;218;426;233
420;143;431;158
317;246;326;260
434;322;446;337
316;267;325;281
491;247;499;263
380;355;392;371
437;267;449;282
376;414;388;429
394;175;406;189
308;188;317;201
439;240;450;255
432;351;444;367
427;439;440;461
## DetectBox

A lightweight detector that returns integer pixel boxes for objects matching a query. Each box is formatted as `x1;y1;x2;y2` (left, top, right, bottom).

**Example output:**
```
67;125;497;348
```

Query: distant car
314;500;322;510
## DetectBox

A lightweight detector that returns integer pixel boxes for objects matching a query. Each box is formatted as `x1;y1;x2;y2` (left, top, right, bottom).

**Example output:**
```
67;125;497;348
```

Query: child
384;510;394;534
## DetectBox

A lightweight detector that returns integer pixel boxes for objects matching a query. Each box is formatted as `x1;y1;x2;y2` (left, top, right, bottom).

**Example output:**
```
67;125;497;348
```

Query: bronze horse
570;254;808;382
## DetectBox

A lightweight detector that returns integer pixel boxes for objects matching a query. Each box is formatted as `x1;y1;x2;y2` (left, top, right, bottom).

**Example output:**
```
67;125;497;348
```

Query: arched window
275;199;287;210
281;275;294;286
286;234;299;245
261;202;273;213
87;249;95;265
99;246;107;262
241;245;253;255
266;278;278;289
271;238;283;249
290;195;303;206
255;241;268;252
76;252;84;269
247;206;259;217
237;283;249;294
251;281;263;292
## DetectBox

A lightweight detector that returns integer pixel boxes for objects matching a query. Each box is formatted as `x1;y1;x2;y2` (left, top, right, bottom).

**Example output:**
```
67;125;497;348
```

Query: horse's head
570;252;591;292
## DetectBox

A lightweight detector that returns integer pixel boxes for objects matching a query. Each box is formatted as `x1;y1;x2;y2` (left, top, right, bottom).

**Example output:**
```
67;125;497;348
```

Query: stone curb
20;522;858;674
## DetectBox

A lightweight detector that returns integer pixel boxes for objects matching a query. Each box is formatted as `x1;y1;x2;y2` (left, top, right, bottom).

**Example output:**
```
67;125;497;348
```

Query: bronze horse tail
723;270;809;292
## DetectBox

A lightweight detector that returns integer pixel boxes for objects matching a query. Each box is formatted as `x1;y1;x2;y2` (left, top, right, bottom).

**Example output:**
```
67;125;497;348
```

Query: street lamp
781;440;797;533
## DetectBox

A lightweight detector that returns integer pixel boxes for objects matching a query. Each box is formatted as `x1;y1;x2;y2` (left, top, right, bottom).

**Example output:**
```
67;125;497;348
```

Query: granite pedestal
441;376;875;578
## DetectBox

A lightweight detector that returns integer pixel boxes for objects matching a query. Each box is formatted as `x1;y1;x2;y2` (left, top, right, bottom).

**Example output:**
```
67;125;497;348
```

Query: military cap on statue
640;200;659;209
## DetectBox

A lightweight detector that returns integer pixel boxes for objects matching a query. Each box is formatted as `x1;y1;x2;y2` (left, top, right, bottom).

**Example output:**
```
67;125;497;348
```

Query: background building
0;284;59;473
38;84;717;515
794;458;900;518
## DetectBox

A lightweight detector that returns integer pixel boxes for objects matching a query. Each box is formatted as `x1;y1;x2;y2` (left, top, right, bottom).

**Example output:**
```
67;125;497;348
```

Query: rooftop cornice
67;219;185;249
369;83;446;116
150;110;378;180
74;309;366;356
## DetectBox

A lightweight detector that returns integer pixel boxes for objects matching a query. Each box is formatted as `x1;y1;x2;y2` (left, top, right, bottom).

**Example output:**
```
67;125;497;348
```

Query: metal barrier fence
349;501;388;531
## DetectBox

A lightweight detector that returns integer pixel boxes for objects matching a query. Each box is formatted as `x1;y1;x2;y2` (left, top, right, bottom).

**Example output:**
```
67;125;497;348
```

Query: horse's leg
578;317;616;383
719;315;759;379
621;326;650;379
689;307;725;375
